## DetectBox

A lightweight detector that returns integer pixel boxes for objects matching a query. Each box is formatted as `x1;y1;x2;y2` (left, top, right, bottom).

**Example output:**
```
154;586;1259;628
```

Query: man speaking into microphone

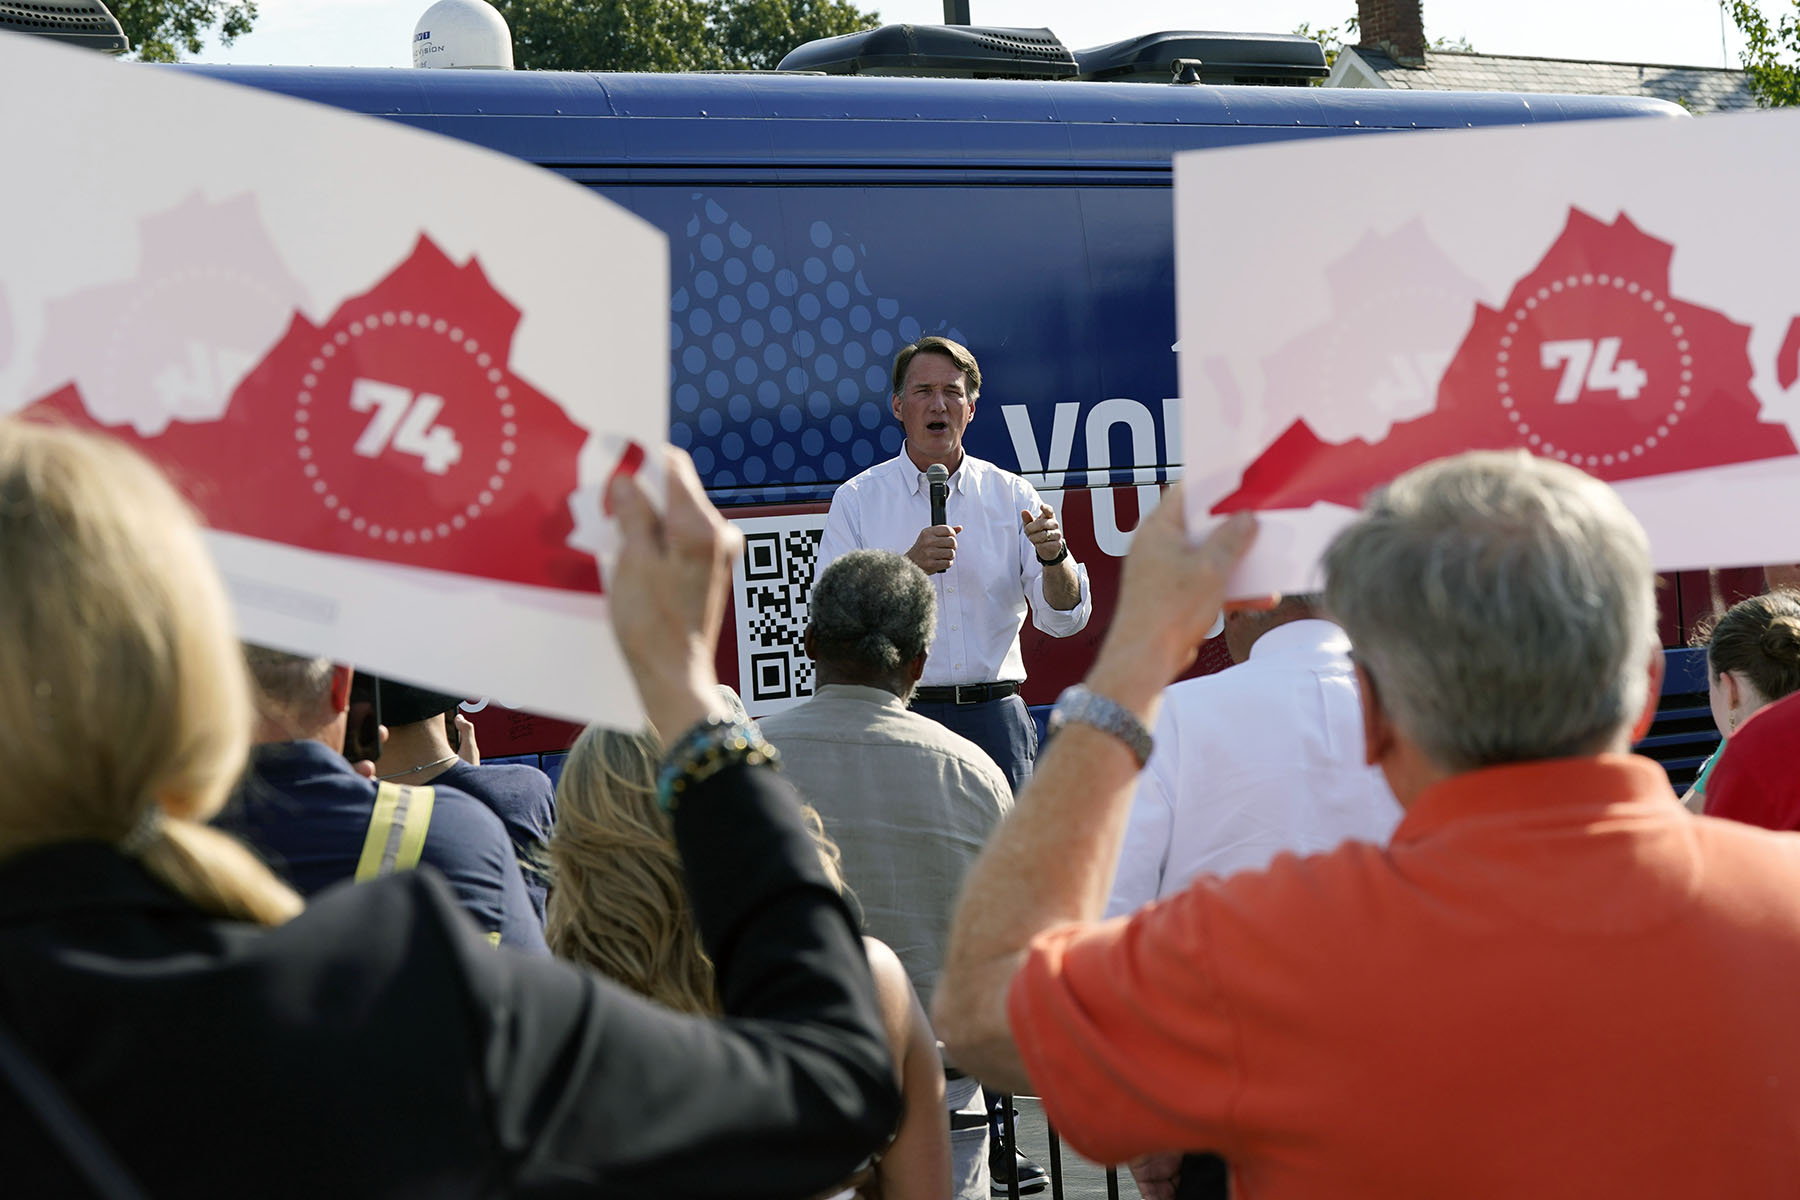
815;336;1090;794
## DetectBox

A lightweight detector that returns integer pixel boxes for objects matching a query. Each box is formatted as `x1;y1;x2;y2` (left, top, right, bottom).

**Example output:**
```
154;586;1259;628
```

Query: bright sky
193;0;1782;72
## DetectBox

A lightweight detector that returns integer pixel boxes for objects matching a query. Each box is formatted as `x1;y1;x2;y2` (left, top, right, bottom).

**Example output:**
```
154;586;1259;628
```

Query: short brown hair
891;336;981;400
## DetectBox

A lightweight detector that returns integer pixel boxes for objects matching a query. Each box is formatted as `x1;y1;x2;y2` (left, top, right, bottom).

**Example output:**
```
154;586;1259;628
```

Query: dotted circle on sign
293;311;513;543
1495;273;1690;465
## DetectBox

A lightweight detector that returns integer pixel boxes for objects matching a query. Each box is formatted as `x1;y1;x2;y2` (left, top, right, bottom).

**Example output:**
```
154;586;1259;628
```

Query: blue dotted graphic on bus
666;198;964;503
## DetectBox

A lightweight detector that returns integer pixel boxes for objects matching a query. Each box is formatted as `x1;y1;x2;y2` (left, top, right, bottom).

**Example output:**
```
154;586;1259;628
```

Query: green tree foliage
711;0;878;70
496;0;712;72
1726;0;1800;106
1294;16;1357;69
491;0;877;73
111;0;257;62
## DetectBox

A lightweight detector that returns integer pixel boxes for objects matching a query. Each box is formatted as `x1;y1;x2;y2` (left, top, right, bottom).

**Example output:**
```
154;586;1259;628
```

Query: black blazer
0;763;898;1197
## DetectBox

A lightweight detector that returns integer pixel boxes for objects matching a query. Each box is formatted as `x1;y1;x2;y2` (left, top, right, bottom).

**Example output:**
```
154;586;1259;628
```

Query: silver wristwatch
1047;684;1153;768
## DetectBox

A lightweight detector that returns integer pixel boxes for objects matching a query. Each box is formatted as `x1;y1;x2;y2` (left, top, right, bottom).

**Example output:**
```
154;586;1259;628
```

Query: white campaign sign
1176;107;1800;596
0;33;668;728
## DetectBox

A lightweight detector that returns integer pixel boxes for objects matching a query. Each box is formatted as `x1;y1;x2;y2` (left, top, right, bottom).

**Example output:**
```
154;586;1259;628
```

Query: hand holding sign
1088;485;1258;715
608;446;741;738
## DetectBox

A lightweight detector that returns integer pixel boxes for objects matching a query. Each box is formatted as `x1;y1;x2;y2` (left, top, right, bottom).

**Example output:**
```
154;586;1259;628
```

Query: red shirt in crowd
1706;691;1800;832
1010;755;1800;1198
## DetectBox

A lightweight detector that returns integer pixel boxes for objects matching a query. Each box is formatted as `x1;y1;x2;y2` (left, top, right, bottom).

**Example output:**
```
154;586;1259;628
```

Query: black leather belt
912;681;1021;706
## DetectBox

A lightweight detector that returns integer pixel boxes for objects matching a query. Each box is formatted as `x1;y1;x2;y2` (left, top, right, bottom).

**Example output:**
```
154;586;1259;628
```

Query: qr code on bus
730;514;828;717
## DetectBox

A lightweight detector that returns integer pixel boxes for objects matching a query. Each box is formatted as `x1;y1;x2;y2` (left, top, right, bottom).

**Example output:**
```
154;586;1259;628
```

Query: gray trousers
947;1073;990;1200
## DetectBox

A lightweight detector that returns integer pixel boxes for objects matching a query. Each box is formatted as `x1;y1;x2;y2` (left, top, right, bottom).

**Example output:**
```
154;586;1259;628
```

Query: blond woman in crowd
551;723;951;1199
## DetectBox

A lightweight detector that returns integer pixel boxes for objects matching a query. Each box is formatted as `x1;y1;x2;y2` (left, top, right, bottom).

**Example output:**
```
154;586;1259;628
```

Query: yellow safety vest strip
357;782;436;880
356;783;500;944
392;784;435;873
355;781;404;881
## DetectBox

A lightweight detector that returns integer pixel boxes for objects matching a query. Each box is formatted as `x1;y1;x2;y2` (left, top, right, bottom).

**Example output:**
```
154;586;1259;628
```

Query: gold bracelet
655;717;780;813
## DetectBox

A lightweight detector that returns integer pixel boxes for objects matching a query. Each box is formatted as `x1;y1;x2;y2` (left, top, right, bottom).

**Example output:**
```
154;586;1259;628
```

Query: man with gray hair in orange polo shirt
935;450;1800;1198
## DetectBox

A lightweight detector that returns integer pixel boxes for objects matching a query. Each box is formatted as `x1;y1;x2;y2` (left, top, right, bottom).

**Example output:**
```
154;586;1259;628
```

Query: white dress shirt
817;453;1091;686
1104;619;1402;917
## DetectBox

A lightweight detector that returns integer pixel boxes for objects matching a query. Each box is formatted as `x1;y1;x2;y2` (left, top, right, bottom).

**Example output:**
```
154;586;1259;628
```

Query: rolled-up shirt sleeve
1006;895;1243;1167
1017;479;1091;637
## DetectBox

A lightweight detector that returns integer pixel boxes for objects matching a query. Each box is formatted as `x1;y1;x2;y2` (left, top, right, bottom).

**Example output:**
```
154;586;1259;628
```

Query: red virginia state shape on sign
1213;210;1799;513
28;236;604;594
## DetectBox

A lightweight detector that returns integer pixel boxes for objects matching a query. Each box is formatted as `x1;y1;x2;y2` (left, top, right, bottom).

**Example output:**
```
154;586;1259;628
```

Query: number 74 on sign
350;378;464;474
1540;337;1648;403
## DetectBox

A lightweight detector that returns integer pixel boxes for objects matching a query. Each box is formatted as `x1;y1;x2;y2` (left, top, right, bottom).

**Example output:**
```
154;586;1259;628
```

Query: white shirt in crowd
1104;618;1402;917
817;453;1091;687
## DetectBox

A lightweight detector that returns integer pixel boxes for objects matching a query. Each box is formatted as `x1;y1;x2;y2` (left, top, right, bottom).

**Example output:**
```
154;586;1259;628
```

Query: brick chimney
1357;0;1426;65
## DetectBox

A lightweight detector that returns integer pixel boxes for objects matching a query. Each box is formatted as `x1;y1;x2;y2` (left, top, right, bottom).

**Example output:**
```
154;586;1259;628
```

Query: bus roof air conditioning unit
0;0;128;53
1074;32;1328;85
778;24;1076;80
413;0;514;70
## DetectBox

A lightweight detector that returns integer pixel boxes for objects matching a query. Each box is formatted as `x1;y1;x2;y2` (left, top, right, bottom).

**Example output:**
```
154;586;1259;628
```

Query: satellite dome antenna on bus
413;0;514;69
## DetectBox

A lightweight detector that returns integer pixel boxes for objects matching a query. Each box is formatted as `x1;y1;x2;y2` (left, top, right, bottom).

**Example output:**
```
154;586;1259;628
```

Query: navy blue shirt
435;759;555;923
217;740;547;954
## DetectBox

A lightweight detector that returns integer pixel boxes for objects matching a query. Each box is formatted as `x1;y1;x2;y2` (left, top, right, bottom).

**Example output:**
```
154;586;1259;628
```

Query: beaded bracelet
655;714;780;813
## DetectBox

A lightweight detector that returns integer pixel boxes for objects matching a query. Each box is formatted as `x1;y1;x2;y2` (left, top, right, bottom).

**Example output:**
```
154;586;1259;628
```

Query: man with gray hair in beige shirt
760;549;1015;1200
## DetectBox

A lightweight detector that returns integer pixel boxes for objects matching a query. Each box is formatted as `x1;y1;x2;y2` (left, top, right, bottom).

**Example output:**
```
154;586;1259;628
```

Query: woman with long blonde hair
549;726;718;1014
0;424;897;1196
552;722;953;1199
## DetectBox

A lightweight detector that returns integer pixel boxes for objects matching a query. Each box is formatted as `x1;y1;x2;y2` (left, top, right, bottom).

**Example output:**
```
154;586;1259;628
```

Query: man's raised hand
1021;503;1065;563
1087;485;1260;713
453;713;480;766
607;446;739;737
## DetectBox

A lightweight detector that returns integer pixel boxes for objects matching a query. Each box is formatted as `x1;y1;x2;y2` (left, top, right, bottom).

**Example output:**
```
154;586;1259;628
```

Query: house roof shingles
1346;48;1756;114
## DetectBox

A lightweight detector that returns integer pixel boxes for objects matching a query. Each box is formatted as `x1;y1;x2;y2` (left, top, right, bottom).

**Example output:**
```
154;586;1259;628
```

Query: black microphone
927;463;949;528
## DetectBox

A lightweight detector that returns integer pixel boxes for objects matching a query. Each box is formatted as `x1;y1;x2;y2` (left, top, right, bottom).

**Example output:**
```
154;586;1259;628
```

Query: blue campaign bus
149;24;1723;777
